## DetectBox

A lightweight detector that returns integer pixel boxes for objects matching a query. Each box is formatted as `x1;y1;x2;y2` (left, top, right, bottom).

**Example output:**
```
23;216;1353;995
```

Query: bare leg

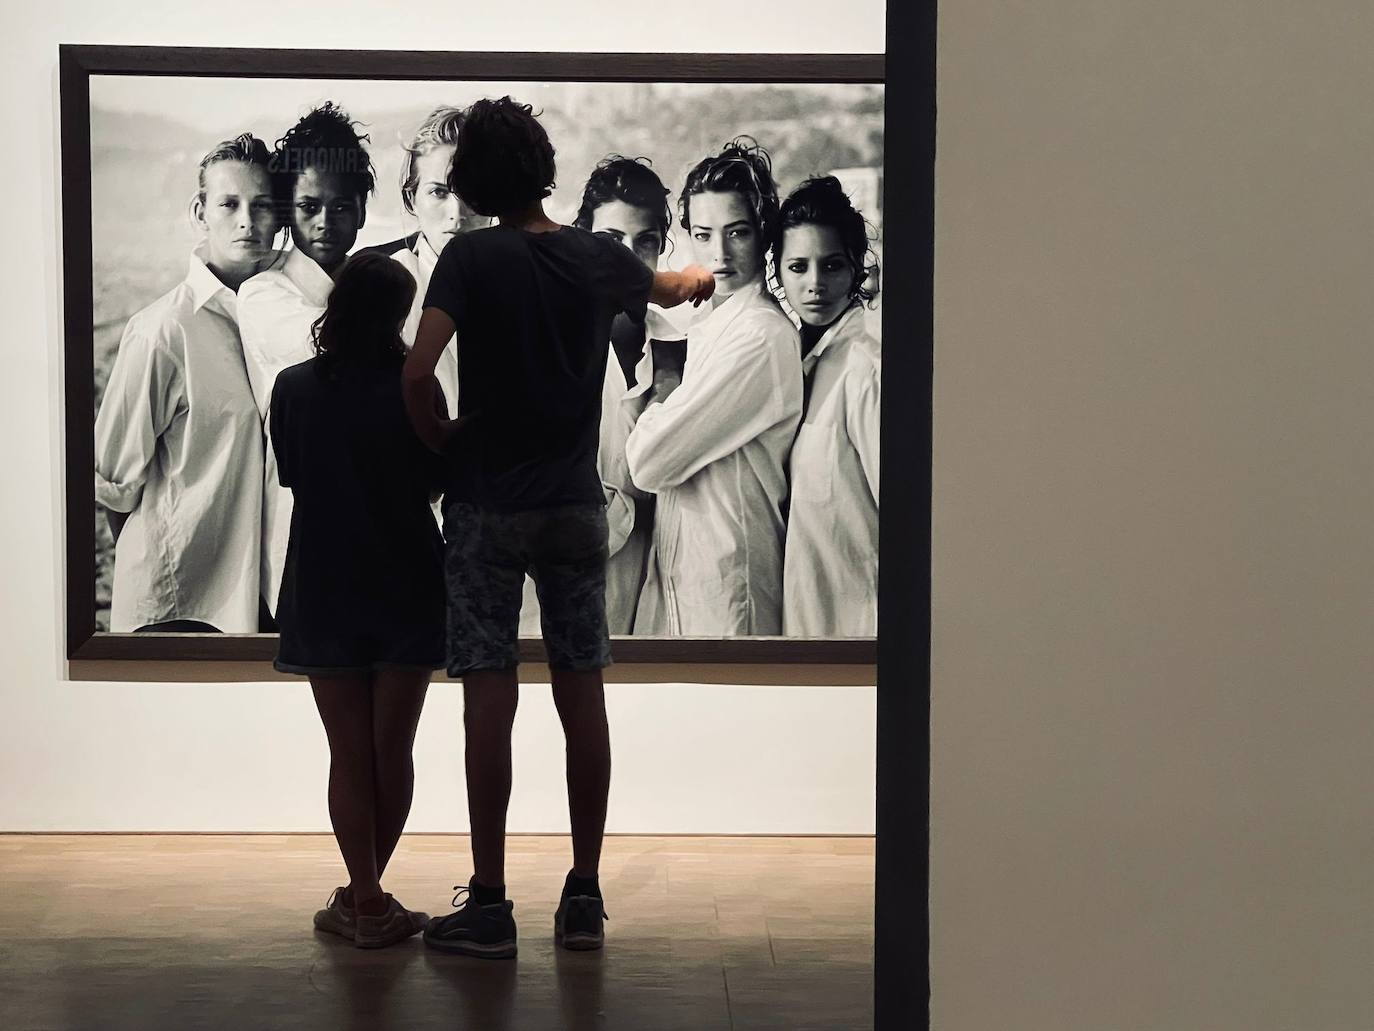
462;670;520;889
310;676;382;906
369;669;430;880
550;669;611;879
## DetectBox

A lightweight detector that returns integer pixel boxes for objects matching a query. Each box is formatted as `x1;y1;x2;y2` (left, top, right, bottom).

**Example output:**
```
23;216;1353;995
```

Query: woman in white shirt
94;134;277;632
624;138;802;636
774;176;881;637
572;155;684;633
238;102;376;619
384;105;490;406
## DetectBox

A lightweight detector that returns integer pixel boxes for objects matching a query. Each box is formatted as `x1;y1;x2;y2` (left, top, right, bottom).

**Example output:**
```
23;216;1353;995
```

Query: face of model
290;166;364;274
197;160;276;278
591;199;663;270
411;143;487;252
779;223;855;327
687;190;763;298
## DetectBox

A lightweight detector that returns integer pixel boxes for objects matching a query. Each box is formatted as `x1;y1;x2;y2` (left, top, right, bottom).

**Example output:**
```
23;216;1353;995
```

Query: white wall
935;3;1374;1029
0;2;882;834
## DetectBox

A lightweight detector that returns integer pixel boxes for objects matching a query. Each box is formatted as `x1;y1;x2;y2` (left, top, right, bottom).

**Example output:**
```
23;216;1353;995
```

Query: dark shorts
442;501;611;675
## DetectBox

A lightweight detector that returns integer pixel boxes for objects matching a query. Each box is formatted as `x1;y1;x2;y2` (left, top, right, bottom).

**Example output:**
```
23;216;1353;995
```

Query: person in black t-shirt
270;252;447;949
401;96;714;958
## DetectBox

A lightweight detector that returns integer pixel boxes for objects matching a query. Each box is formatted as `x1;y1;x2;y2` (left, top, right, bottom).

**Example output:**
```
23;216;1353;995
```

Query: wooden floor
0;835;874;1031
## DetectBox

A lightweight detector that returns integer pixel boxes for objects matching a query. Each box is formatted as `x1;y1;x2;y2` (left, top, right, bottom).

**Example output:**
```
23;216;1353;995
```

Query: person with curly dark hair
239;102;376;621
400;96;714;959
94;133;276;633
268;251;447;948
572;155;688;634
773;176;881;637
623;137;802;637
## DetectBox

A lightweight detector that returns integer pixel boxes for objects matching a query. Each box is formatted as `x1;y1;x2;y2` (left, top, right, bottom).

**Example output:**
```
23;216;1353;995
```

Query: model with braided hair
623;136;802;636
238;102;377;629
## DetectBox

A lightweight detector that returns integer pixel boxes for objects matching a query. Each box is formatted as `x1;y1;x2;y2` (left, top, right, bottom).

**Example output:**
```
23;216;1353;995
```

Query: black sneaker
423;881;517;959
555;883;608;951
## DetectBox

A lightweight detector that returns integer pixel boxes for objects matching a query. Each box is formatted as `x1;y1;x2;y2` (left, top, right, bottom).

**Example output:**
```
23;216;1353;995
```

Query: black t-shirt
422;225;654;511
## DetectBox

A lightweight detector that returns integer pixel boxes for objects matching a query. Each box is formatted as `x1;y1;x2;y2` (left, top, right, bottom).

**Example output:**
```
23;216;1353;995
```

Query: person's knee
463;689;518;731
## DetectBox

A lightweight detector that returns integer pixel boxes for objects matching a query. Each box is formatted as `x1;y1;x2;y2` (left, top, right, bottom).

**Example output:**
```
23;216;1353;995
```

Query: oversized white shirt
515;305;685;637
599;306;687;633
237;248;333;613
625;279;801;636
93;243;263;632
391;233;460;414
782;305;881;637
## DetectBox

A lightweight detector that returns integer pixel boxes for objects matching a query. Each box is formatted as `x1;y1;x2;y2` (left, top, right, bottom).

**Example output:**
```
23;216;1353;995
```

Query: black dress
268;352;446;675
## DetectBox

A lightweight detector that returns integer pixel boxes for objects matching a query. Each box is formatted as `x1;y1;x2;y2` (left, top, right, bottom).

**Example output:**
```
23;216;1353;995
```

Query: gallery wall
934;3;1374;1028
0;2;882;836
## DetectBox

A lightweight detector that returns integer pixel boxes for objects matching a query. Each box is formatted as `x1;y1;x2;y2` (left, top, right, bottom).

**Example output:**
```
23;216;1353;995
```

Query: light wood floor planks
0;834;875;1031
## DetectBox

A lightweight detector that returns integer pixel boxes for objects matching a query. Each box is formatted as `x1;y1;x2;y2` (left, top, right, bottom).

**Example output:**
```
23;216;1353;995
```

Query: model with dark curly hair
623;137;802;637
400;96;715;960
568;156;688;635
238;102;376;627
773;176;881;637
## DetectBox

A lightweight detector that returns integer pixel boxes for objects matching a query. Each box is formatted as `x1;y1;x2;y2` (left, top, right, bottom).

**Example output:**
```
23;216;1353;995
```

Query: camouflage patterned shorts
441;501;611;675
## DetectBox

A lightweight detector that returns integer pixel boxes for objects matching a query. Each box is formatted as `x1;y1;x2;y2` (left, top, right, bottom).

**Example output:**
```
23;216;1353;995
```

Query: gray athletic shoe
355;894;429;949
312;886;356;940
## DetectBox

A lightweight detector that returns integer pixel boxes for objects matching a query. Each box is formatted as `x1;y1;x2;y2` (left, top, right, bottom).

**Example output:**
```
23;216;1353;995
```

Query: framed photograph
61;45;884;666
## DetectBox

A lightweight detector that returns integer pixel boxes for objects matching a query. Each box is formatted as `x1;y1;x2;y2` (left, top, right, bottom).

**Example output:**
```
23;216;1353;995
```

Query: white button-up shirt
515;305;686;637
600;307;687;633
782;305;881;637
391;233;460;415
94;244;264;632
237;248;334;613
625;279;801;636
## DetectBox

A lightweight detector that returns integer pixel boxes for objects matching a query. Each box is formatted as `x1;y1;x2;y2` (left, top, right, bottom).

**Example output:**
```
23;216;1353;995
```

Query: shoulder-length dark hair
772;175;880;305
309;252;415;370
574;155;672;254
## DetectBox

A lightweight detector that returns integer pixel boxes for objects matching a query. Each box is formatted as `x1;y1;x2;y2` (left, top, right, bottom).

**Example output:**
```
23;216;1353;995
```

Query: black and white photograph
86;74;884;641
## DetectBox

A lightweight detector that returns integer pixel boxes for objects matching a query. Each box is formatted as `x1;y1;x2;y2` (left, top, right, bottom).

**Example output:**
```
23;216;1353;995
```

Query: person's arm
94;317;182;535
103;507;129;545
649;265;715;309
625;315;800;493
402;306;462;454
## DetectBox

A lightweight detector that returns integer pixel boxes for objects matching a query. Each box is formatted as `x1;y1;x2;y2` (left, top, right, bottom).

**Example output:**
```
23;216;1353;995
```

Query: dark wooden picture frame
61;45;883;668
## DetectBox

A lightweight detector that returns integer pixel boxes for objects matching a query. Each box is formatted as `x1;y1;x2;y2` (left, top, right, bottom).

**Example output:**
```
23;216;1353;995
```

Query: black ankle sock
471;879;506;905
564;871;601;898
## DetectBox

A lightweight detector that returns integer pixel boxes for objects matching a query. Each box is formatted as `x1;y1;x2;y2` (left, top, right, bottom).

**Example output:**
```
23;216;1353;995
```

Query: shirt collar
699;274;772;332
415;232;444;278
802;302;865;373
185;243;238;316
282;246;335;307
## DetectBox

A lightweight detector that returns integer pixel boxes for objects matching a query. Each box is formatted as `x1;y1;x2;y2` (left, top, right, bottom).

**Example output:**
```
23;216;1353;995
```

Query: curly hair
573;155;671;253
399;105;464;216
270;101;376;210
772;175;880;304
448;96;556;217
309;252;415;370
678;136;780;243
196;133;273;202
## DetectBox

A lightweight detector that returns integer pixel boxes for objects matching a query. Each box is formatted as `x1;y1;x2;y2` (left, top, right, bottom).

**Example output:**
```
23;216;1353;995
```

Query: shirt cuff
95;473;143;513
